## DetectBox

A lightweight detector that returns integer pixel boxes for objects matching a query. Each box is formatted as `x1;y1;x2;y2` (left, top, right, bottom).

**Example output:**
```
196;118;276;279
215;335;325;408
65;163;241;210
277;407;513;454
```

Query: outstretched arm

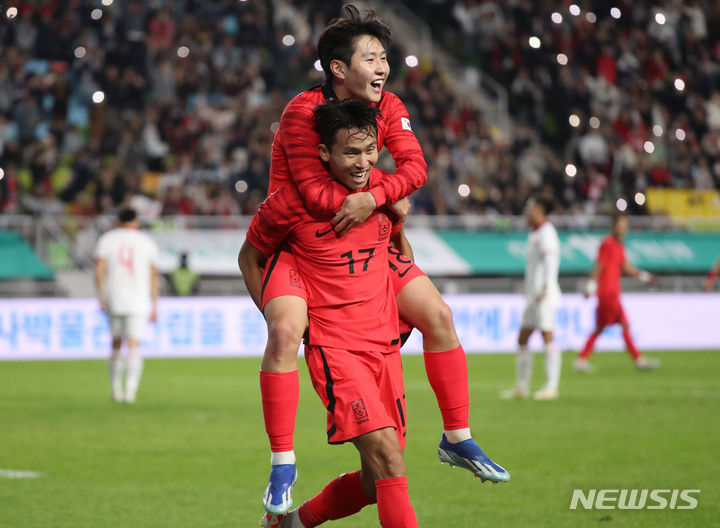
623;260;657;285
702;257;720;291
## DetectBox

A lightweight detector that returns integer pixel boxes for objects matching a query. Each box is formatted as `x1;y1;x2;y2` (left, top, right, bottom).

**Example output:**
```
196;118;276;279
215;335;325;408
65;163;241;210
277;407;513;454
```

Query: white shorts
521;296;559;332
109;313;148;340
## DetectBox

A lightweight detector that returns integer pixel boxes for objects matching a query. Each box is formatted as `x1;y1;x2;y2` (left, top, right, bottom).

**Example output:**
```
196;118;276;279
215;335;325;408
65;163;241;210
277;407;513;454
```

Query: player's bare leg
263;429;413;528
353;428;417;527
501;327;534;399
575;324;605;372
108;337;124;402
534;330;560;400
124;337;143;404
621;322;660;370
396;275;510;482
260;295;307;514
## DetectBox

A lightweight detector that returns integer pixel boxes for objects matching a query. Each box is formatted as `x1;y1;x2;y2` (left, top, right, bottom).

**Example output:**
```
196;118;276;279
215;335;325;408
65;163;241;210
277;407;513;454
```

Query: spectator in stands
2;0;720;218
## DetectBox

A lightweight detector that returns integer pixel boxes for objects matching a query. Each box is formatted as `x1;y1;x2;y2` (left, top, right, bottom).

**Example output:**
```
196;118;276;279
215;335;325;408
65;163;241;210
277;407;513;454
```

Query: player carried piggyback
240;99;418;527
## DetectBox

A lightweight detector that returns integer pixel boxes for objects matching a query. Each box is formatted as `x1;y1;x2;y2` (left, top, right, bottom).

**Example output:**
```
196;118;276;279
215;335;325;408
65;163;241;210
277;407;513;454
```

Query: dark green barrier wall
436;230;720;275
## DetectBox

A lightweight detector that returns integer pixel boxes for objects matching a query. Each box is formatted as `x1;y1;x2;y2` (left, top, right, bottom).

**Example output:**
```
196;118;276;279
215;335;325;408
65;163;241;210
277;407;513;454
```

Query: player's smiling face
332;35;389;103
319;127;378;190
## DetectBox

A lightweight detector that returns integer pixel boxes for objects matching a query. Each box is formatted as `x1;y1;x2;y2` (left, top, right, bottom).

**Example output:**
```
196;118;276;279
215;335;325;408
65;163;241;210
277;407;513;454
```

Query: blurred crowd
412;0;720;214
1;0;719;218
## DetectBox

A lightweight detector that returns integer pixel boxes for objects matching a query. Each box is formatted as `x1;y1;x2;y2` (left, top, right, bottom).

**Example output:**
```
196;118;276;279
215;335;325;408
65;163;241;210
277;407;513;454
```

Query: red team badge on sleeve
351;399;369;424
289;268;302;288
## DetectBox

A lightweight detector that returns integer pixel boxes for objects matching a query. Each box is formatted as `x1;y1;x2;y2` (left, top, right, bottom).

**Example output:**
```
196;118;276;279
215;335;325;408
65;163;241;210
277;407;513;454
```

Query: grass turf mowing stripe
0;351;718;527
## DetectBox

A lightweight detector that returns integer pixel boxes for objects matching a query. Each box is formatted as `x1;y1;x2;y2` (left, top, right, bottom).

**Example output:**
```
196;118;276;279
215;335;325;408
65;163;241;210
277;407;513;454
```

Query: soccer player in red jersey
242;99;418;528
574;214;660;372
250;4;508;515
702;257;720;291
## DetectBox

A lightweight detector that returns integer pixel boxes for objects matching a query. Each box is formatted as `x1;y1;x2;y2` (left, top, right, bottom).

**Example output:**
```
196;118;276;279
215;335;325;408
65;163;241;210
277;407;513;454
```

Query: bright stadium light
91;8;103;20
235;180;248;193
653;124;663;137
589;116;600;129
675;128;686;141
92;91;105;104
314;60;322;71
0;168;4;180
610;7;621;19
270;121;279;133
655;12;666;25
282;34;295;46
551;12;563;24
565;163;577;177
405;55;418;68
177;46;190;58
529;36;541;49
569;4;580;16
557;53;568;66
616;198;628;211
674;78;685;91
102;0;114;5
585;12;597;23
74;46;86;59
6;7;18;18
643;141;655;153
635;192;646;206
458;184;471;197
569;114;580;127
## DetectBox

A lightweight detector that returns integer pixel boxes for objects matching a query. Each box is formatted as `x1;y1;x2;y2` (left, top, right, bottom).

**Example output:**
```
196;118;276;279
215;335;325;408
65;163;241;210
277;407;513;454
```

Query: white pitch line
0;469;44;479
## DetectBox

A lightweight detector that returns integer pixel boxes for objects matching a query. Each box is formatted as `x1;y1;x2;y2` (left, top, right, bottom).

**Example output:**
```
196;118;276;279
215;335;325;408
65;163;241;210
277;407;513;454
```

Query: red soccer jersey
269;83;427;214
597;235;626;298
247;175;401;353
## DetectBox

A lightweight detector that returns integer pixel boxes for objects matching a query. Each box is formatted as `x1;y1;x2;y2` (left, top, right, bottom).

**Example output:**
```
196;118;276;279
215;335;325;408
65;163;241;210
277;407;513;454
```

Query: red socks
423;346;470;430
298;471;374;527
579;332;599;360
579;330;641;361
259;370;299;452
622;329;641;360
376;477;418;528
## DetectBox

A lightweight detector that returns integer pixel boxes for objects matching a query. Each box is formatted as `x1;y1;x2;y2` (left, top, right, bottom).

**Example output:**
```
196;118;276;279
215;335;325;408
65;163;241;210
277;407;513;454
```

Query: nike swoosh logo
315;226;334;238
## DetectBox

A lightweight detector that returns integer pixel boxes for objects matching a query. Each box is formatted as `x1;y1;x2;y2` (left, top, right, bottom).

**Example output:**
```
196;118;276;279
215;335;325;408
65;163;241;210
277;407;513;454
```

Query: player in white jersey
94;207;159;403
501;198;562;400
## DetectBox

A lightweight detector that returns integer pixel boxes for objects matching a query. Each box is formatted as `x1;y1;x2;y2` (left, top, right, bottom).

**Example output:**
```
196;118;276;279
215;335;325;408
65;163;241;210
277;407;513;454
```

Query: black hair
317;4;392;82
313;99;380;149
612;211;628;224
532;197;553;215
118;206;137;224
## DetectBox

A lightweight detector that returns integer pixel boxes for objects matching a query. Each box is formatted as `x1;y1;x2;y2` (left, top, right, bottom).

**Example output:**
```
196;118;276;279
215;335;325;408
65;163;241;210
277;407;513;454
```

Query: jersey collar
533;219;547;231
321;82;338;101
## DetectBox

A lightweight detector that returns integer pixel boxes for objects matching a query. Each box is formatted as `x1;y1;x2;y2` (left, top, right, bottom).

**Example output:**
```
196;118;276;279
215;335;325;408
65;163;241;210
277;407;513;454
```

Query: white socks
125;355;144;403
284;510;305;528
544;342;561;391
444;427;471;444
108;355;125;401
516;345;533;392
271;450;296;466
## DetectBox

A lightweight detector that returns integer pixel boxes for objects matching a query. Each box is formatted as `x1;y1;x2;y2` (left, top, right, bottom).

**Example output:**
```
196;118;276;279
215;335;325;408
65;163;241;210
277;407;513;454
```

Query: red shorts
260;248;308;311
596;295;628;327
304;345;407;448
260;246;425;340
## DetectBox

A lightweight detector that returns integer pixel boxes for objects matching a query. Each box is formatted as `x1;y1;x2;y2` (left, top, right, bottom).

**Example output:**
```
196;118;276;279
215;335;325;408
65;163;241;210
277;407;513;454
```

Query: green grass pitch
1;350;719;527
